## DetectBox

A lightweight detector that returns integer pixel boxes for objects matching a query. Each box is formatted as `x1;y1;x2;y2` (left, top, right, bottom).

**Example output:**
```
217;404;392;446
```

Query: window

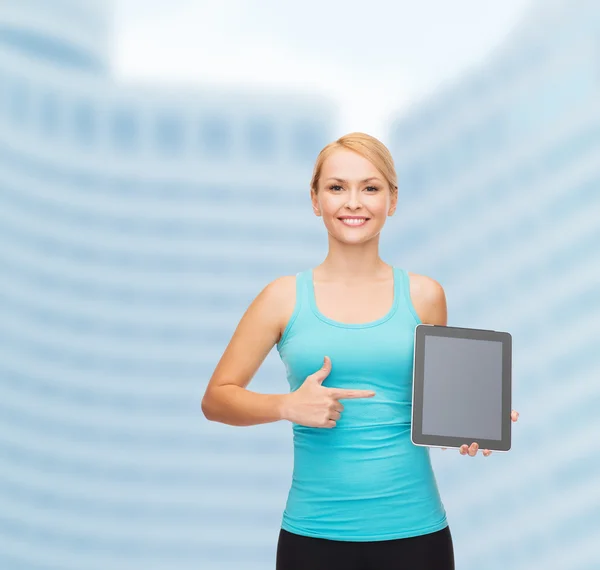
155;113;184;155
72;99;96;146
290;121;323;163
111;106;139;151
199;116;230;158
39;90;60;137
245;117;275;159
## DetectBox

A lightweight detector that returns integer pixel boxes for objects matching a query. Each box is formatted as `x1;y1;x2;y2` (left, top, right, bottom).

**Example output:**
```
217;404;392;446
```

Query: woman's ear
311;190;321;216
388;190;398;216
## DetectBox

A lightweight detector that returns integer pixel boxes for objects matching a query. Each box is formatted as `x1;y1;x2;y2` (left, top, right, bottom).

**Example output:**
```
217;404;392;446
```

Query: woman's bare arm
201;275;296;426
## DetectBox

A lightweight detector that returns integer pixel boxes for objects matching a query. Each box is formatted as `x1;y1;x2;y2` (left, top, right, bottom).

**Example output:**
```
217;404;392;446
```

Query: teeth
340;218;367;225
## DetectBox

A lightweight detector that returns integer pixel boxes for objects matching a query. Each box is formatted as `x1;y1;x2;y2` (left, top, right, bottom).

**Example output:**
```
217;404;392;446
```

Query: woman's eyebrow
326;177;381;183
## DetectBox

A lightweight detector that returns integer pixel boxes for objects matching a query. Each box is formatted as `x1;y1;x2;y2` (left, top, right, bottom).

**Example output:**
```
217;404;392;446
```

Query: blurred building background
389;1;600;568
0;1;334;569
0;0;598;569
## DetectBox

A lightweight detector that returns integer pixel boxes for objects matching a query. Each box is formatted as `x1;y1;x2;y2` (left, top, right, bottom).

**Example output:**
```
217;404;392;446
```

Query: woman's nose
345;191;362;209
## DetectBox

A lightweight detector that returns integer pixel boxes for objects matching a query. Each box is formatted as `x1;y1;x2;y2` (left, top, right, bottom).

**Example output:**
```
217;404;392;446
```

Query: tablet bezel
411;324;512;452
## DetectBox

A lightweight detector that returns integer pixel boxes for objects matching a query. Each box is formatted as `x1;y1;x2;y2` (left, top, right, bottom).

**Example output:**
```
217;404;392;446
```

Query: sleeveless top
276;266;448;541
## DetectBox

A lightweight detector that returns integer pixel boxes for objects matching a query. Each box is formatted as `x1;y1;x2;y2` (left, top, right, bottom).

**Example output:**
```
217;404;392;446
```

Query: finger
310;356;332;385
328;388;376;400
468;442;479;457
325;419;336;428
483;449;492;457
511;410;519;422
329;410;341;420
460;445;468;455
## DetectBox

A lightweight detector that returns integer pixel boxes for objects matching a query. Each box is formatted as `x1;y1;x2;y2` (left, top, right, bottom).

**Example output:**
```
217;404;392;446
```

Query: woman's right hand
281;356;376;428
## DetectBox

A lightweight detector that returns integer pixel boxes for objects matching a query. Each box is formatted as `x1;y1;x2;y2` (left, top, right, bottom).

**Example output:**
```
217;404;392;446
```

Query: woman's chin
329;230;380;244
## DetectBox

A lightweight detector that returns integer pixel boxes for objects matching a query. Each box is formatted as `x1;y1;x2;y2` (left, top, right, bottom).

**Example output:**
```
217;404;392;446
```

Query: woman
201;132;519;570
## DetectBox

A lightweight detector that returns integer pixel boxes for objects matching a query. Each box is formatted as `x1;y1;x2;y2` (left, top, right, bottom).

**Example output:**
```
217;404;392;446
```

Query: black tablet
411;324;512;452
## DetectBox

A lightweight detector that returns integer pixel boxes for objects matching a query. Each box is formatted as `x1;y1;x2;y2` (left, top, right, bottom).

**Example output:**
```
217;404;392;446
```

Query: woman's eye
328;184;378;192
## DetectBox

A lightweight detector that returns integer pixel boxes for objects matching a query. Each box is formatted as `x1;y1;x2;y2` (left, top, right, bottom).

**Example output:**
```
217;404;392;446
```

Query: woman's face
311;149;397;244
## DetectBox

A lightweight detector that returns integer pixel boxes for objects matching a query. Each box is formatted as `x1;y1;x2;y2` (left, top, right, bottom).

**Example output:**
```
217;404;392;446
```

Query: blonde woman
202;132;519;570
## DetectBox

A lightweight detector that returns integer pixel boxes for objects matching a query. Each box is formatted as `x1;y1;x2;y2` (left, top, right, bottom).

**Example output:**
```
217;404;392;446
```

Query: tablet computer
411;324;512;452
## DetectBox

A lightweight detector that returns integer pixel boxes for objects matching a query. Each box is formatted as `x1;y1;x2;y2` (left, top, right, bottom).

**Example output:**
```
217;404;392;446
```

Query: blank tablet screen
422;335;503;440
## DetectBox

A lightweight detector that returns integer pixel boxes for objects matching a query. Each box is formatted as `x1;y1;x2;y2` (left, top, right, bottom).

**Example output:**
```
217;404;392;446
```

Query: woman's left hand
442;410;519;457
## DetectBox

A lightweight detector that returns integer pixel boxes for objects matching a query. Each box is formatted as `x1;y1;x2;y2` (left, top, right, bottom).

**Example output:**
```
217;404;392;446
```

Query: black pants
276;526;455;570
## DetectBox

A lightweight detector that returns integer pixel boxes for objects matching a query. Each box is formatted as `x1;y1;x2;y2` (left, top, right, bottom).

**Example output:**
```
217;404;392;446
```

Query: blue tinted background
1;1;599;569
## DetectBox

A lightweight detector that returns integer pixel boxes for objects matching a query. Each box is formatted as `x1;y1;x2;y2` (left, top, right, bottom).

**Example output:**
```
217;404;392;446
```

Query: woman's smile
338;216;370;227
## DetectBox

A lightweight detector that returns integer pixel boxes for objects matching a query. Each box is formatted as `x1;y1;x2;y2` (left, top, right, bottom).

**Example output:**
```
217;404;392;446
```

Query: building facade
388;1;600;568
0;2;336;569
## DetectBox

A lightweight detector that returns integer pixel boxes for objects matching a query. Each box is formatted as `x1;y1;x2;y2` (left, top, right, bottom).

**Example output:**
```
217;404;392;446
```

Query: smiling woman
202;132;478;569
309;133;398;248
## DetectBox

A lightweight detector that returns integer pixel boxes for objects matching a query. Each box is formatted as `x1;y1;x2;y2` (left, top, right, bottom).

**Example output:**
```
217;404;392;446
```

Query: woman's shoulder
405;271;445;296
261;275;299;340
263;274;297;299
405;271;447;325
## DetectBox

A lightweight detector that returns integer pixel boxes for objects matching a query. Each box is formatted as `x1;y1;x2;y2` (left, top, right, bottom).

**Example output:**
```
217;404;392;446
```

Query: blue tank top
276;266;448;541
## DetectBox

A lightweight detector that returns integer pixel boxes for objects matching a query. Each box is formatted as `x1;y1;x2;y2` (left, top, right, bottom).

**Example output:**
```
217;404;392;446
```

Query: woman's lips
338;217;369;227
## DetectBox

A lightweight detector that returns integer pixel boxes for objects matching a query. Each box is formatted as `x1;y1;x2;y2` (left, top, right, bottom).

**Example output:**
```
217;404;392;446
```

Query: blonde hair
310;132;398;196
